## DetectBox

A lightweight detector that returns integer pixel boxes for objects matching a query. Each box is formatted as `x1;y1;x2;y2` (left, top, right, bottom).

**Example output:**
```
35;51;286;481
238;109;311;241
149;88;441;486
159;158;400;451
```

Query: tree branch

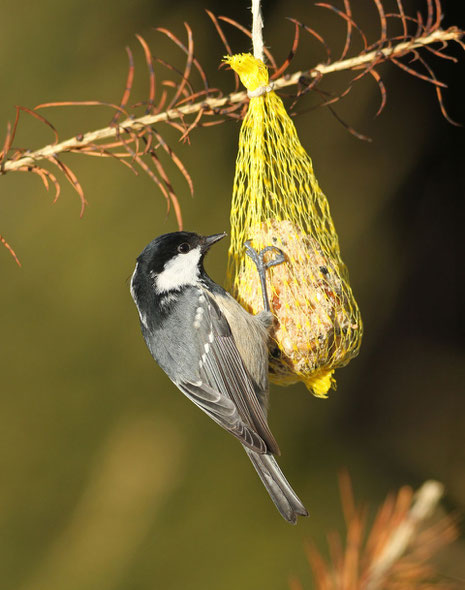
365;480;445;590
2;26;461;175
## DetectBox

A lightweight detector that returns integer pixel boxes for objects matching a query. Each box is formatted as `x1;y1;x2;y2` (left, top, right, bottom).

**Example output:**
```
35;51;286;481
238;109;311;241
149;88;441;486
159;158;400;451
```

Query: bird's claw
245;241;285;269
244;240;286;312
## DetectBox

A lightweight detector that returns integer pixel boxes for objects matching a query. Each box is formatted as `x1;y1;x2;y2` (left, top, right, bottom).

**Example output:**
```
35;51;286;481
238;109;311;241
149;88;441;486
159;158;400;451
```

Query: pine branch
1;0;464;263
301;475;459;590
365;481;446;590
1;27;461;176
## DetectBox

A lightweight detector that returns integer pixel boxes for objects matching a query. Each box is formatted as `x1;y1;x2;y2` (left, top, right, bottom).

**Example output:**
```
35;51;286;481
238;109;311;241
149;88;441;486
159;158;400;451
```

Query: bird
130;230;308;523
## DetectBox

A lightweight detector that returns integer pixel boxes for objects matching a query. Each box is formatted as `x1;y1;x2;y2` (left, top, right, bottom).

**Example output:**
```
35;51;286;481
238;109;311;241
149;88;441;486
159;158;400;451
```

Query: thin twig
251;0;265;62
2;26;461;175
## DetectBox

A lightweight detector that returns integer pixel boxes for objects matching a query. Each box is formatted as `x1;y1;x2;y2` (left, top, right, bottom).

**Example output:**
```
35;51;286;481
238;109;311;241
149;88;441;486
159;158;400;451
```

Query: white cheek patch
156;247;202;293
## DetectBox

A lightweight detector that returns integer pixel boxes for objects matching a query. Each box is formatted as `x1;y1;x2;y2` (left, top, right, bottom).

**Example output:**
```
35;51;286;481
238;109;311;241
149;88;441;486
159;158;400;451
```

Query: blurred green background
1;1;464;588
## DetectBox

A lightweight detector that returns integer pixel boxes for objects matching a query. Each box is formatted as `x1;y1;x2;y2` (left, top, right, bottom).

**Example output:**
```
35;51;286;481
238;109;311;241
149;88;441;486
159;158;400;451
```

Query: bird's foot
244;241;286;312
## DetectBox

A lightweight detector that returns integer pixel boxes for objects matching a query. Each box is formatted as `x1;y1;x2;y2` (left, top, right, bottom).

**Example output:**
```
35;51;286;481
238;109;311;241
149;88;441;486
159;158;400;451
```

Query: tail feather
245;447;308;524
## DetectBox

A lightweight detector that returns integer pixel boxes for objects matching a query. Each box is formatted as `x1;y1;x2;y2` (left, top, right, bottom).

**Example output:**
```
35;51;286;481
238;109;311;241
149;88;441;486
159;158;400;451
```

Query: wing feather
179;380;268;452
176;289;280;455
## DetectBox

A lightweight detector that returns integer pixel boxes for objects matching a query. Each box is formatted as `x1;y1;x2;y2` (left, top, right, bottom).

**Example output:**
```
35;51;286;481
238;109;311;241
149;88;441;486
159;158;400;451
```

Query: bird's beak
202;232;227;252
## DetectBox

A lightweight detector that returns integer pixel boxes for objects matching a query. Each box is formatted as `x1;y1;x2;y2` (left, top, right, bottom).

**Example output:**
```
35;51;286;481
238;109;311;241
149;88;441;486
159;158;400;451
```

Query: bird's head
131;231;226;300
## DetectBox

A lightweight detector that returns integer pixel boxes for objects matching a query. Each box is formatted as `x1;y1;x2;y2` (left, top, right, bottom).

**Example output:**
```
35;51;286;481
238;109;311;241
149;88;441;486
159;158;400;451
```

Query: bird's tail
245;448;308;524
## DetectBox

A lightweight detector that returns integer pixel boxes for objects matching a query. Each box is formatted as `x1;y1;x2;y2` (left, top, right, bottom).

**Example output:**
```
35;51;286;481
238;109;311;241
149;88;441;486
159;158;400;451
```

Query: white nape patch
208;331;214;343
139;312;149;329
155;247;202;293
130;263;149;329
130;263;139;303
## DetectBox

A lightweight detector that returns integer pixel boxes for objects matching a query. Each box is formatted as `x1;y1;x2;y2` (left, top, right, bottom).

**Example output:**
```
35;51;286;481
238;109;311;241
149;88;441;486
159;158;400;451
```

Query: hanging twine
251;0;265;61
249;0;273;98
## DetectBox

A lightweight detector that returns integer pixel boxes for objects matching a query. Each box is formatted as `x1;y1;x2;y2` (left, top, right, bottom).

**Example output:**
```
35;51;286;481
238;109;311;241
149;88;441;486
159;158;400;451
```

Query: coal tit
130;231;308;523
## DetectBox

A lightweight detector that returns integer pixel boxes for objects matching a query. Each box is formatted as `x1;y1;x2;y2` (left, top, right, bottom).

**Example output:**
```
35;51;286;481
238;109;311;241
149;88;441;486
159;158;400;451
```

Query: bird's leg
244;240;286;312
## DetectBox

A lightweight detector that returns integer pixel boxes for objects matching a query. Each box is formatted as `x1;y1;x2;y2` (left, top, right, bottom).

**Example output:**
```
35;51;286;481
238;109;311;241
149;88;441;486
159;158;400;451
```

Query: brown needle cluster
291;475;459;590
0;0;463;263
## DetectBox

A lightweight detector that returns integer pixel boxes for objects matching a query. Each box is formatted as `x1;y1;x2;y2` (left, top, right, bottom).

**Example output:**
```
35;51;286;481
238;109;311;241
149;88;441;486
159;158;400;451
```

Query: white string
247;83;273;98
249;0;274;97
251;0;264;62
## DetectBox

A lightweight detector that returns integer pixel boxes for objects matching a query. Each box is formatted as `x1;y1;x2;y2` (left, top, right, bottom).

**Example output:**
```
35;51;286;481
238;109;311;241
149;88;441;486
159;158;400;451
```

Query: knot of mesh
225;53;362;397
223;53;269;92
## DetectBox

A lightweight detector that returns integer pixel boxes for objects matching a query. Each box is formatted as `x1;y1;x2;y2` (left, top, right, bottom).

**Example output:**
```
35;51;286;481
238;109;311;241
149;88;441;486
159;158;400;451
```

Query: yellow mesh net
225;53;362;398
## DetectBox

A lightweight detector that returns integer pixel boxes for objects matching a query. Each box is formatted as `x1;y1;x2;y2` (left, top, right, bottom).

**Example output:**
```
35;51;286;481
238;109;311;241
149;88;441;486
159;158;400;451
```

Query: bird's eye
177;243;190;254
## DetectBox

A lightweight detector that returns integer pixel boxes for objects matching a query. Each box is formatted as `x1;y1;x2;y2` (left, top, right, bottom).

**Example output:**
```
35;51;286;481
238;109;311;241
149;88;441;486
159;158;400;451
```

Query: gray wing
176;290;280;455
